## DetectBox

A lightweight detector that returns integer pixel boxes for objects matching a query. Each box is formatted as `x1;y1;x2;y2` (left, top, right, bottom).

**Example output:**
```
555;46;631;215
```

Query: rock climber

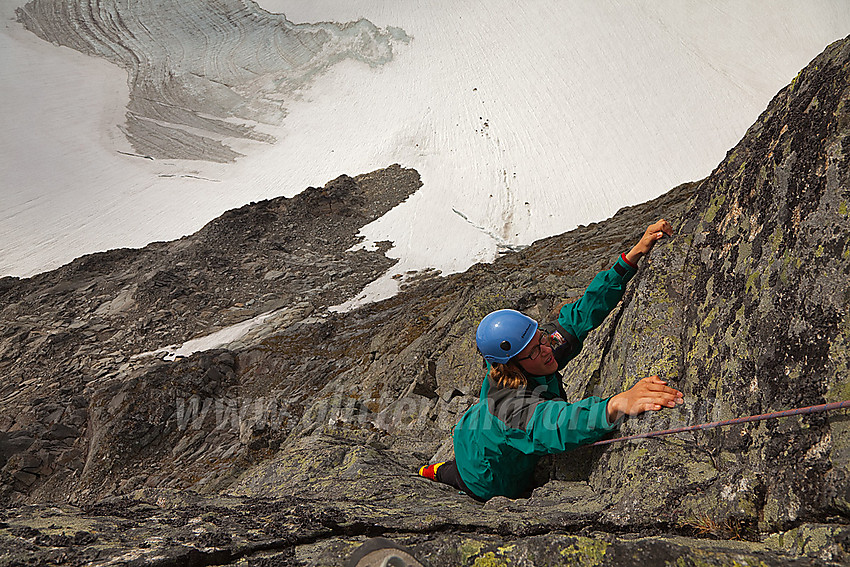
418;219;684;501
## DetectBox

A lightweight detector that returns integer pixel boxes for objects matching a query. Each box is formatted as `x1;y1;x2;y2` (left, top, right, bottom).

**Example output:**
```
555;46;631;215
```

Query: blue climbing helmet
476;309;538;364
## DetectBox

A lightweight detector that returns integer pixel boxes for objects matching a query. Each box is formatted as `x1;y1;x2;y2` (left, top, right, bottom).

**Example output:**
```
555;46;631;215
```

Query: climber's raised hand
606;375;684;423
625;219;673;265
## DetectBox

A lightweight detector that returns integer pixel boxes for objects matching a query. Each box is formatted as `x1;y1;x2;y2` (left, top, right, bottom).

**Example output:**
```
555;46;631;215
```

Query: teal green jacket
453;255;637;500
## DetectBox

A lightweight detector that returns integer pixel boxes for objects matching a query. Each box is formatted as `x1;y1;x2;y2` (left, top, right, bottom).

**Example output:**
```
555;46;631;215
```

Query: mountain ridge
2;35;850;567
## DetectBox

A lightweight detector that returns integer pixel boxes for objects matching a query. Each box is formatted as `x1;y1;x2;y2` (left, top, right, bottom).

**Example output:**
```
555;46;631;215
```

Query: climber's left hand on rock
606;375;684;423
625;219;673;265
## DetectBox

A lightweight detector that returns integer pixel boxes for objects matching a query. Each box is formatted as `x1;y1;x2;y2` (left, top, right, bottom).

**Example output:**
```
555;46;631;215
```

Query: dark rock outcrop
563;34;850;536
2;36;850;567
0;164;421;504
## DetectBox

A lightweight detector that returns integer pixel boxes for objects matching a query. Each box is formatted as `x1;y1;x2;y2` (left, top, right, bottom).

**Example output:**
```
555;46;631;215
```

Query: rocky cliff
2;36;850;567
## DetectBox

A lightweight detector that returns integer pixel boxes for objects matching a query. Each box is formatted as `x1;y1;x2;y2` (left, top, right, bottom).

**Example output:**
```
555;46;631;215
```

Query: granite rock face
2;37;850;567
565;35;850;535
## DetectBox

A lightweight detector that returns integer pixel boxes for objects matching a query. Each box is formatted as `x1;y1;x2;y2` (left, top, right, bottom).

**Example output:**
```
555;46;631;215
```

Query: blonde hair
490;361;527;389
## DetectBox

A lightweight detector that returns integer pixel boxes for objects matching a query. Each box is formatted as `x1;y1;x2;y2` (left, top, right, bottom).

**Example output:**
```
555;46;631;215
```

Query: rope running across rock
591;399;850;446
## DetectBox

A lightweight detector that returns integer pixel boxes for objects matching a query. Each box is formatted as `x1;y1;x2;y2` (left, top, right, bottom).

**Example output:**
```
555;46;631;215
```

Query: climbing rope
591;399;850;446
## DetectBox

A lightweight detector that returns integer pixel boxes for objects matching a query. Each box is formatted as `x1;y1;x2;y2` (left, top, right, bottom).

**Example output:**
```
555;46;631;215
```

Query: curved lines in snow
16;0;408;163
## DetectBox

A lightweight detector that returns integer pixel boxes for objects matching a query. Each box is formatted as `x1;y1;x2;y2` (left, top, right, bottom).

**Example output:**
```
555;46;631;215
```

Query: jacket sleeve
556;254;637;362
515;396;620;454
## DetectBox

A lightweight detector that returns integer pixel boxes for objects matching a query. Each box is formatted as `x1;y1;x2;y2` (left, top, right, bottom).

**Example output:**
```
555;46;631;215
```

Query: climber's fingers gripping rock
606;375;684;422
625;219;674;264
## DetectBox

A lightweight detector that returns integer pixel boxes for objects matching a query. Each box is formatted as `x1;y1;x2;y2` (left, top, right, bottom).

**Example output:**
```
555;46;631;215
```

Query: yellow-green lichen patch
462;540;522;566
644;338;681;381
768;226;784;253
765;524;848;560
471;550;510;567
701;305;719;330
744;270;761;296
791;69;804;91
456;539;486;564
778;251;798;284
558;536;608;566
836;96;850;132
704;193;727;223
734;240;753;274
825;313;850;403
9;513;99;537
684;332;713;379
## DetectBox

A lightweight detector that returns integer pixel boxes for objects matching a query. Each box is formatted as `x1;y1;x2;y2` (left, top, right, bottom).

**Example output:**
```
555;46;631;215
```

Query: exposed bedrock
2;35;850;567
16;0;409;162
0;164;422;503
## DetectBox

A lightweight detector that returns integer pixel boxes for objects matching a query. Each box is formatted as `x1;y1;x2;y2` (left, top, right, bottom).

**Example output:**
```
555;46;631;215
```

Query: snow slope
2;0;848;308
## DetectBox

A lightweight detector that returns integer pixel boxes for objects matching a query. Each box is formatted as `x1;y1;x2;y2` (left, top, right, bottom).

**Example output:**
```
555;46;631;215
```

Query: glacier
1;0;848;306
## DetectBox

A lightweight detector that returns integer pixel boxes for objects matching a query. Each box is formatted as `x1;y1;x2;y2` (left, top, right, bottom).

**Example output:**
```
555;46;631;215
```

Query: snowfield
2;0;848;311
